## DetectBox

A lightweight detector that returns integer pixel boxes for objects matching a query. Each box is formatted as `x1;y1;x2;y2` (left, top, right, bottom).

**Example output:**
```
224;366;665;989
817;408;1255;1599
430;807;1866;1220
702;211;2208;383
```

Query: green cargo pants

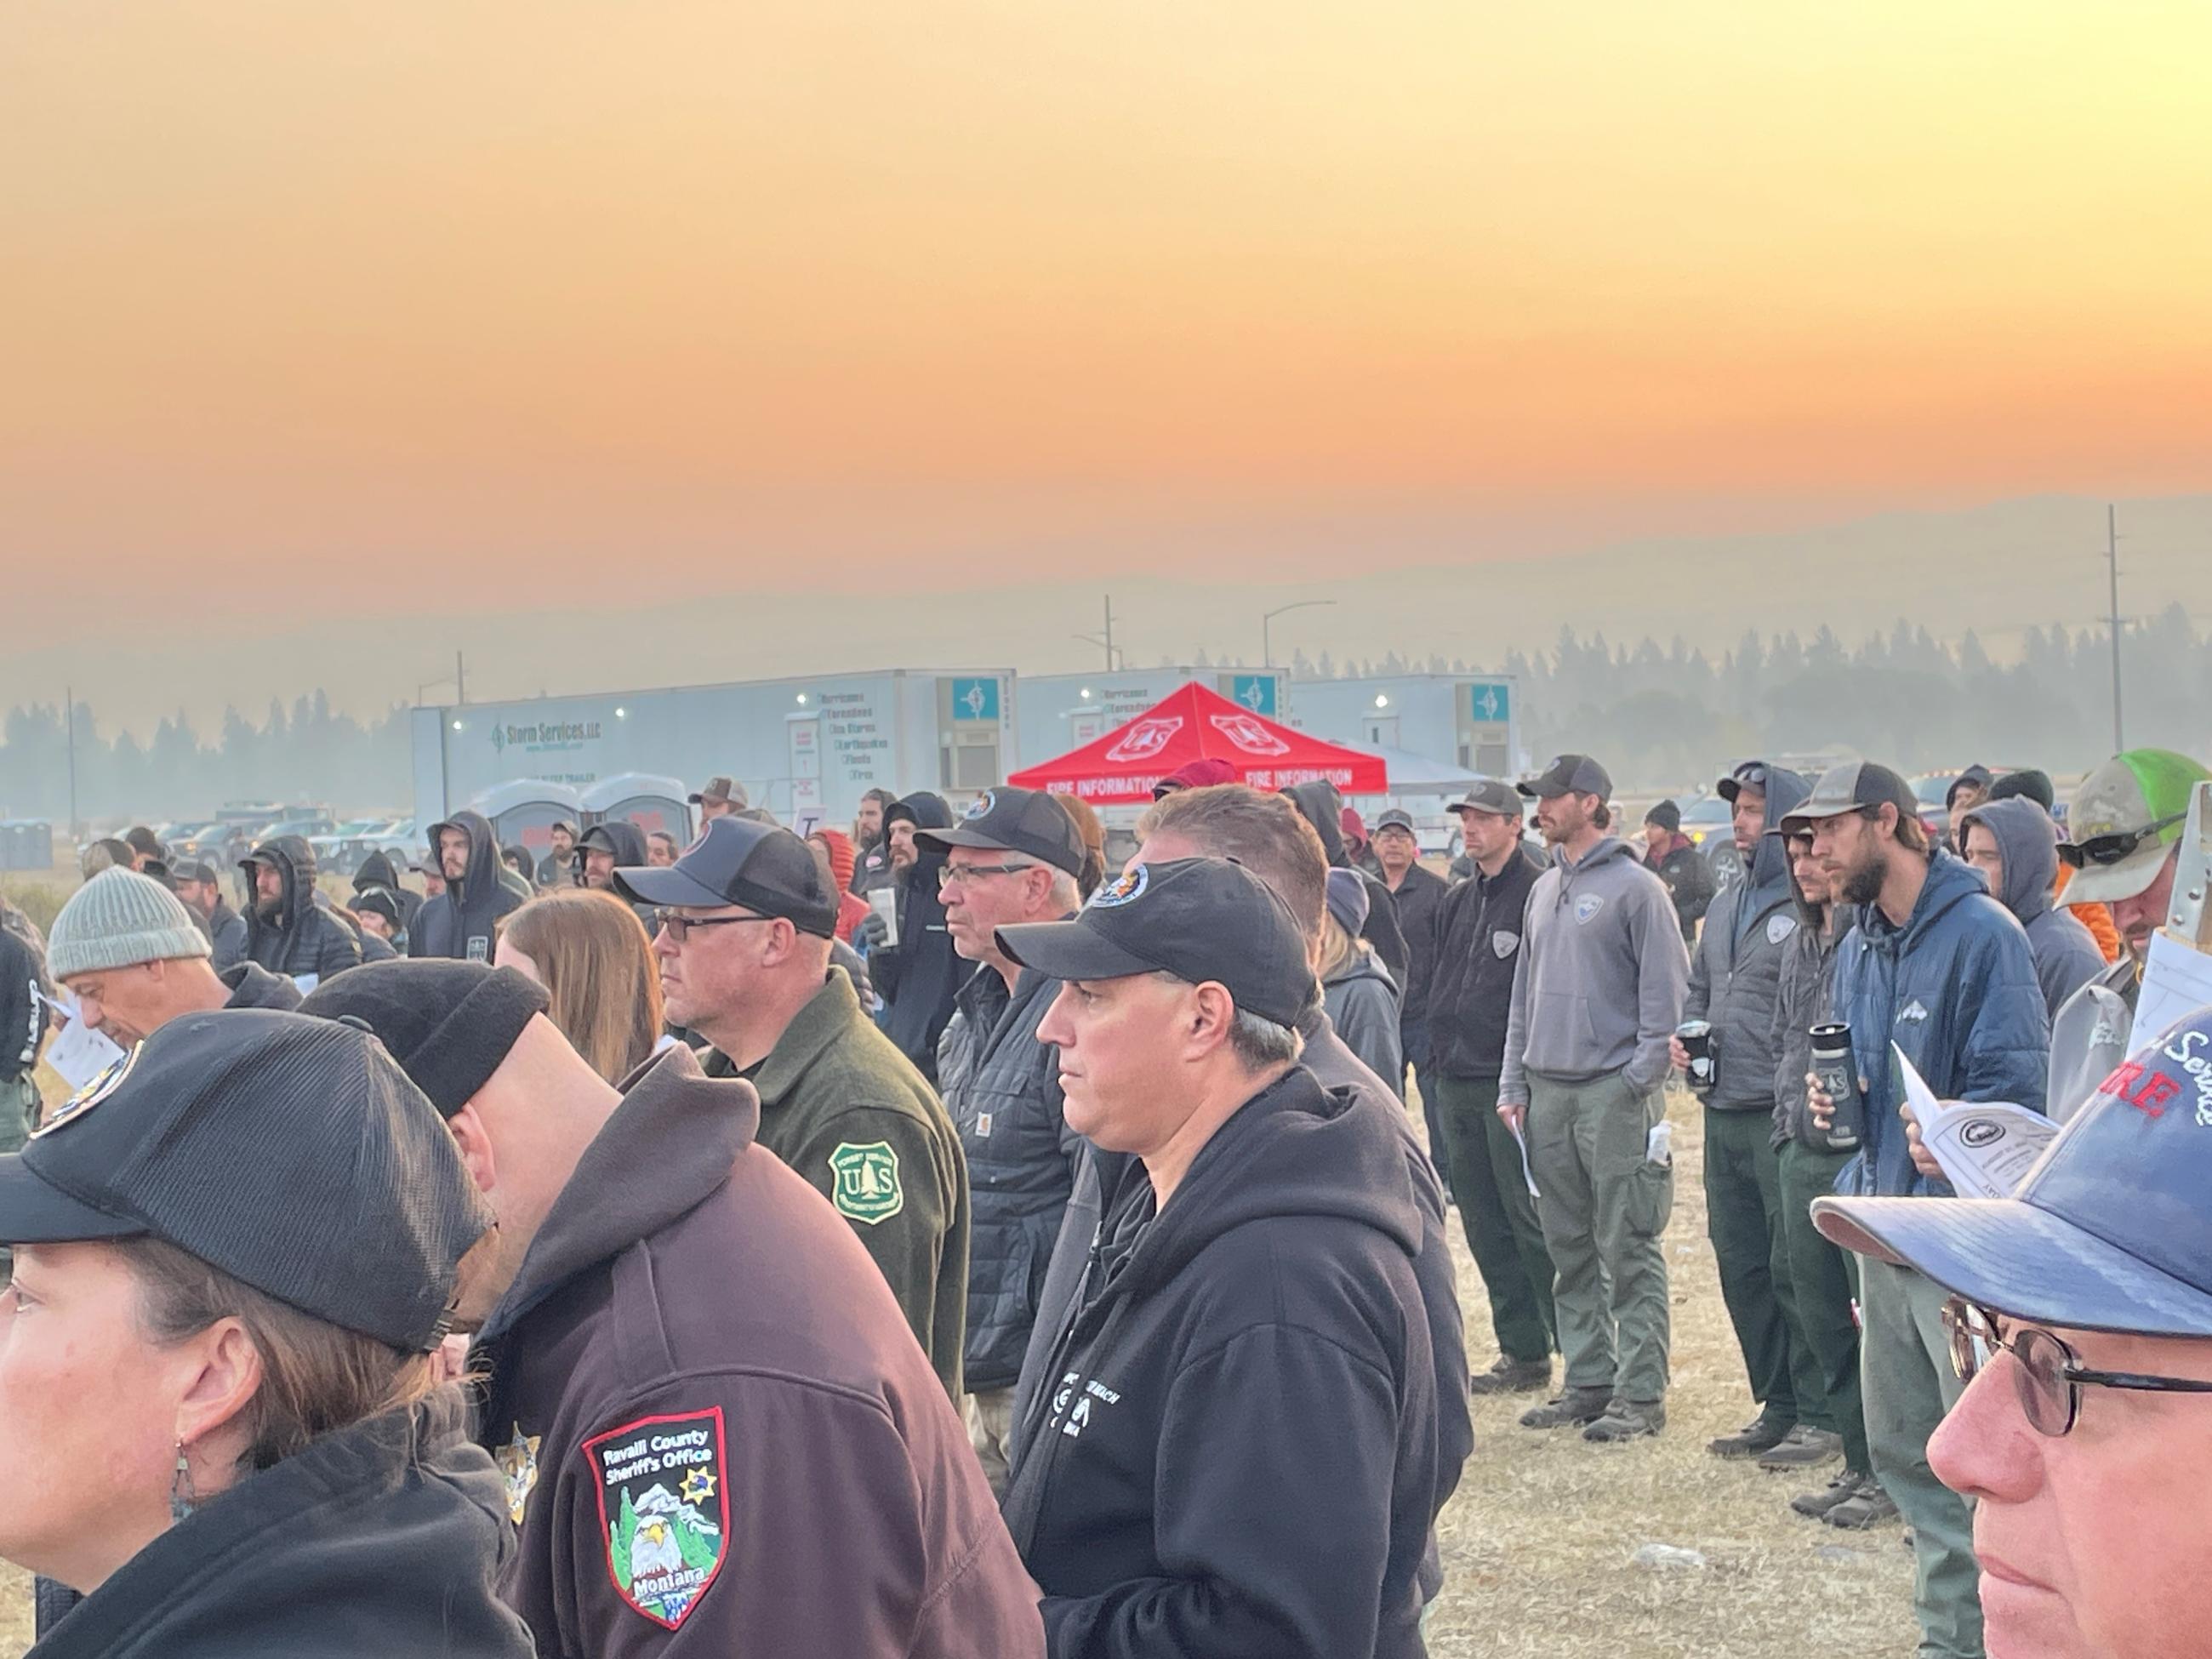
1702;1106;1824;1426
1525;1070;1673;1403
1777;1137;1868;1470
1861;1256;1982;1659
1432;1072;1556;1364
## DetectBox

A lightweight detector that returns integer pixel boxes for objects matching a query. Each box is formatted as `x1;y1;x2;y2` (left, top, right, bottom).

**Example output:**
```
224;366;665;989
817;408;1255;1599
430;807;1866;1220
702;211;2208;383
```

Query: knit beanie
1325;866;1371;937
300;961;550;1118
48;868;214;978
1987;769;2057;812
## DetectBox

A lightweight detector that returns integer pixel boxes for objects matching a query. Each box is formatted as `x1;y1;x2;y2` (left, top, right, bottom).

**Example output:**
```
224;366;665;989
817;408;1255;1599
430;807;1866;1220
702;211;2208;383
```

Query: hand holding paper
1892;1043;2058;1200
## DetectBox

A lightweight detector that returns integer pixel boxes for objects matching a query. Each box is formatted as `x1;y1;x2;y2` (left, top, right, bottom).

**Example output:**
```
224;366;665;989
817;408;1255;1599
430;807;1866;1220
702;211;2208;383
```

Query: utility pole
456;649;466;706
2105;504;2124;752
64;683;78;835
1102;596;1116;672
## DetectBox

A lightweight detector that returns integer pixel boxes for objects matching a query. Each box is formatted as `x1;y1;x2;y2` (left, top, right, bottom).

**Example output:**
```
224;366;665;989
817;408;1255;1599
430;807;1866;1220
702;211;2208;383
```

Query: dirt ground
0;1012;1918;1656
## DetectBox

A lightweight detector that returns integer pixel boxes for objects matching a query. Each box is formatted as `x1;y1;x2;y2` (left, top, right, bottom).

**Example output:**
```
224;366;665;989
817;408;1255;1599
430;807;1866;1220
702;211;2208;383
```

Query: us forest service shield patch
584;1408;729;1630
830;1140;904;1225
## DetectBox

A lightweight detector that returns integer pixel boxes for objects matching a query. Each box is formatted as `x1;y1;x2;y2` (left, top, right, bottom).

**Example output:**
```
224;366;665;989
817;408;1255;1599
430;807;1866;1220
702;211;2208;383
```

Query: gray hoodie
1499;835;1690;1104
1683;765;1810;1113
1963;796;2107;1020
1324;947;1405;1097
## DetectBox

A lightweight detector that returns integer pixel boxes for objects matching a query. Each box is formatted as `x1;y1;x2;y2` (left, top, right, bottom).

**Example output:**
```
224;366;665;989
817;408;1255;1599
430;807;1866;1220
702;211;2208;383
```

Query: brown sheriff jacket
470;1045;1039;1657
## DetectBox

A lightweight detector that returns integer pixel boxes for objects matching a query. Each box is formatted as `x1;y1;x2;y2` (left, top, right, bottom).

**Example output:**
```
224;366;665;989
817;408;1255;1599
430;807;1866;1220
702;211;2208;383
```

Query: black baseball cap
1715;761;1773;804
995;856;1315;1028
170;858;219;885
1519;754;1612;801
1780;761;1918;835
915;786;1086;877
1451;779;1523;818
302;961;550;1117
0;1010;490;1351
608;815;837;938
1372;808;1417;835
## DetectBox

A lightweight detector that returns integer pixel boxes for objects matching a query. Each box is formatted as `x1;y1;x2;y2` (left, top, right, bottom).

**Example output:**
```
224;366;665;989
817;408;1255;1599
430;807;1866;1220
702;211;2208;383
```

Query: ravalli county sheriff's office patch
584;1408;728;1631
829;1140;904;1225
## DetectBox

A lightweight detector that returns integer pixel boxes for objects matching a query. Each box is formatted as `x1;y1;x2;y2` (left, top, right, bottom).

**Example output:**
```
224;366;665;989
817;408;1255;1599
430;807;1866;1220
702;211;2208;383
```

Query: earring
169;1440;196;1524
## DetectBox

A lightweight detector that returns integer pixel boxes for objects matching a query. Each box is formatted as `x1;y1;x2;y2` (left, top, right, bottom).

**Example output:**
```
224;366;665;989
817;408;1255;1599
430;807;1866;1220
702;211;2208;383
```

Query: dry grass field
0;861;1919;1655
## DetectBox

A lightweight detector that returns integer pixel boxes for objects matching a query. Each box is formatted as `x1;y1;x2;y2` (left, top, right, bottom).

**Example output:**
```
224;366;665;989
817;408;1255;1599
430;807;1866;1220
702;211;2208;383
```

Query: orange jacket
2053;863;2123;963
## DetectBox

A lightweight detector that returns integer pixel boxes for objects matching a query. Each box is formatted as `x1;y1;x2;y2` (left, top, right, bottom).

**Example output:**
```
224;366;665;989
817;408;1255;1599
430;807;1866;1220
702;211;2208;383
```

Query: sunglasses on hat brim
2058;811;2186;869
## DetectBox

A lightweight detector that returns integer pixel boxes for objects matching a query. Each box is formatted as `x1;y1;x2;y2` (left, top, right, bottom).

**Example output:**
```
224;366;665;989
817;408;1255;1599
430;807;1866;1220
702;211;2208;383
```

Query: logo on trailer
1104;717;1183;763
1208;712;1290;755
584;1409;729;1631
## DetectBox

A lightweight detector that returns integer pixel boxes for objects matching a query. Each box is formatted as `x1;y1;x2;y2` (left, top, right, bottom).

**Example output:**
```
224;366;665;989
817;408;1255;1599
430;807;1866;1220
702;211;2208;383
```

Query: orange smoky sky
4;0;2211;634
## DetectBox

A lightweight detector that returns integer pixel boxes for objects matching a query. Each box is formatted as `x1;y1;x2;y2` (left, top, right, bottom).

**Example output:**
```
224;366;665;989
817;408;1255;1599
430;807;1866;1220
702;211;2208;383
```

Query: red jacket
470;1046;1040;1656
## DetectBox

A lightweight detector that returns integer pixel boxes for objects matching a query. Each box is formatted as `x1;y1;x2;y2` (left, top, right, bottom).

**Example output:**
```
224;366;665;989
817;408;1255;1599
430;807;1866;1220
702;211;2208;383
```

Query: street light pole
64;682;78;835
1263;600;1337;668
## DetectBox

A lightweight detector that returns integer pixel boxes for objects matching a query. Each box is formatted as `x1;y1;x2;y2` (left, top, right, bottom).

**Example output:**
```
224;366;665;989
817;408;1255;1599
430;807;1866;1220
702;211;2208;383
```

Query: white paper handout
44;1016;127;1092
2132;931;2212;1052
867;886;900;949
1892;1043;2058;1199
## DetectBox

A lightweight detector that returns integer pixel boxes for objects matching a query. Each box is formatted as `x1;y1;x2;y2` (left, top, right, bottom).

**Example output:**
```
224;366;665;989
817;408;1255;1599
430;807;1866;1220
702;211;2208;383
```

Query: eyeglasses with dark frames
936;863;1035;890
651;909;780;945
1941;1297;2212;1437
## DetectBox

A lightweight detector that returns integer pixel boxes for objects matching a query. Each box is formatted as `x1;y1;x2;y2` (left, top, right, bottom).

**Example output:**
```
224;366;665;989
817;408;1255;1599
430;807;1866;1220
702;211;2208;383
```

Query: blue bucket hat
1813;1003;2212;1337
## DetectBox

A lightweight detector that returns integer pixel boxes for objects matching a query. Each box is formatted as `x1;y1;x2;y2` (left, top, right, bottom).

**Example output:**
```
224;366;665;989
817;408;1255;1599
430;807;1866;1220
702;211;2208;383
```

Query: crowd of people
0;737;2207;1659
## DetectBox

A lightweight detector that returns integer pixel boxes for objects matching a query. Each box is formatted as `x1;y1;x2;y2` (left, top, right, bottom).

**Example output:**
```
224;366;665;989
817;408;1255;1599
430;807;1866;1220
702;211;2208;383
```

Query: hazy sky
7;3;2211;715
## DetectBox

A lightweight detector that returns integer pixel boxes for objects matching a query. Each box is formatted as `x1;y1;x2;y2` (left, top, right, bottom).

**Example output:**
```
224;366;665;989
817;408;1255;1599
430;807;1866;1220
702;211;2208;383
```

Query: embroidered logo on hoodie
1767;914;1799;945
1897;999;1930;1023
1491;929;1519;959
1572;894;1605;925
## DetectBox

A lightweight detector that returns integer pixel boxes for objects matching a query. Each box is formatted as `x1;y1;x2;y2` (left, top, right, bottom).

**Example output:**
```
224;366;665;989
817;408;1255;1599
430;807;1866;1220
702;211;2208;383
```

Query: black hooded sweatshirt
869;792;972;1084
573;819;660;933
1286;782;1411;989
410;809;524;962
351;849;424;938
27;1393;534;1659
1002;1065;1441;1659
241;838;362;984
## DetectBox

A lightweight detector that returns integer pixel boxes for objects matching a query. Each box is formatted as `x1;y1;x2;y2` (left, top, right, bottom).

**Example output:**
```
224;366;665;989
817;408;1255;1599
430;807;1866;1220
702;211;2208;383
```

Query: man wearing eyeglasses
1785;760;2049;1659
1813;1004;2212;1659
614;816;971;1397
2045;749;2212;1122
916;787;1090;1493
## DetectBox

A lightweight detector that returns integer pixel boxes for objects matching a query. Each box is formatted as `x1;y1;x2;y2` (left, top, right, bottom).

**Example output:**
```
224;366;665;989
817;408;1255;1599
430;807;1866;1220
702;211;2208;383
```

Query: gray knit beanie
47;867;213;979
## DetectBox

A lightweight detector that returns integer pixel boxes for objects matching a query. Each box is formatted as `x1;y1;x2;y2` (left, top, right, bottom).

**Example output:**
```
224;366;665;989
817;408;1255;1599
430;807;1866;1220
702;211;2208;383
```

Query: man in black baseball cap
299;961;1040;1655
915;787;1086;1490
995;858;1445;1656
1371;806;1447;1134
613;817;970;1393
1519;753;1613;804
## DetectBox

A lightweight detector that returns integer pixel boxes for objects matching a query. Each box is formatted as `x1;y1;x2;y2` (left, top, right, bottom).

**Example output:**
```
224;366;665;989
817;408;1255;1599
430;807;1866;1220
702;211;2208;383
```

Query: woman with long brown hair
495;887;666;1083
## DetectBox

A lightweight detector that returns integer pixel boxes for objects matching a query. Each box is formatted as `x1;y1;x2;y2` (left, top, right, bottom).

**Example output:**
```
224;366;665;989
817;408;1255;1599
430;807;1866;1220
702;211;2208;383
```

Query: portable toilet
0;820;55;873
467;780;586;873
581;773;693;843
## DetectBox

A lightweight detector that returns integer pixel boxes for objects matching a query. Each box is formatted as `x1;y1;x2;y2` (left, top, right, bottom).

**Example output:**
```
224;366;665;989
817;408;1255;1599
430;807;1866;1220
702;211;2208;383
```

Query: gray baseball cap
1517;755;1611;801
1451;779;1523;817
1779;761;1917;835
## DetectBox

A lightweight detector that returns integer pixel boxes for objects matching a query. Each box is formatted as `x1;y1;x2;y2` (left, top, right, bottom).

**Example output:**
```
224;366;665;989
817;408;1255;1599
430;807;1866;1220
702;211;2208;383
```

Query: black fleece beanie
300;961;550;1117
1644;799;1682;833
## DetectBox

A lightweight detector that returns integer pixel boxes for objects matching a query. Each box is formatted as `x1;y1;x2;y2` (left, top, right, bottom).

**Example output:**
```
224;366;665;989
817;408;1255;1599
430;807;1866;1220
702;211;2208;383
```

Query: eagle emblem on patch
1572;893;1605;925
496;1423;541;1526
829;1140;904;1225
1491;929;1519;959
1767;914;1799;945
31;1041;140;1138
584;1409;729;1631
1088;864;1149;909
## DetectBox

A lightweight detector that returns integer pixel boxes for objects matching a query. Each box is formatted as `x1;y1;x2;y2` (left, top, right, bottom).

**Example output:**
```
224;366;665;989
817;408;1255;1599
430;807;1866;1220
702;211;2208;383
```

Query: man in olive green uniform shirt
617;817;971;1395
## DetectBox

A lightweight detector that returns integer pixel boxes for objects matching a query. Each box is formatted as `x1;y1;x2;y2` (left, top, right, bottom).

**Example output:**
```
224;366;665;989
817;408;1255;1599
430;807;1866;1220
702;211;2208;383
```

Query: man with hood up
1957;795;2105;1020
1285;780;1410;989
1671;762;1837;1470
410;809;525;962
239;836;361;986
571;818;658;933
864;791;972;1085
1498;755;1688;1444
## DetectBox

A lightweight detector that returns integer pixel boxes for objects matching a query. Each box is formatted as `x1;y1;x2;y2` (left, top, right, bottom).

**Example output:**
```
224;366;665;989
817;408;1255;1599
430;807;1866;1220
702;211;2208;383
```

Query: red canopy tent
1007;681;1388;805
